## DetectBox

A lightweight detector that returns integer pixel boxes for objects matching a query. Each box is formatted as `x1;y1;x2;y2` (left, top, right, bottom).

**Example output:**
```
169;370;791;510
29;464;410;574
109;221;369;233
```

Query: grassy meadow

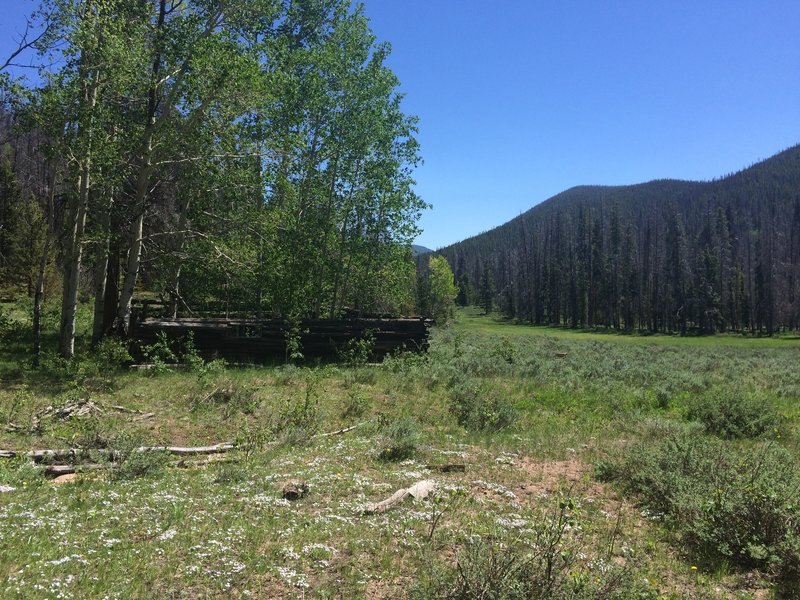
1;301;799;599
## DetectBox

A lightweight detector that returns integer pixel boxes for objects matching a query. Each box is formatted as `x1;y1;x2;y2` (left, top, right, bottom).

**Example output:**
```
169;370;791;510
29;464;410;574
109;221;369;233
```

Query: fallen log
41;463;105;477
0;443;234;462
364;479;436;514
313;422;367;439
138;443;236;456
132;412;156;422
2;421;367;464
0;448;94;462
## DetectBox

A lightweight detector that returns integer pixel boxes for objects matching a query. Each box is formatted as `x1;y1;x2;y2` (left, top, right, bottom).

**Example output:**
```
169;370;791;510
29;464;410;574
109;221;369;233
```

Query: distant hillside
440;145;800;333
412;244;432;256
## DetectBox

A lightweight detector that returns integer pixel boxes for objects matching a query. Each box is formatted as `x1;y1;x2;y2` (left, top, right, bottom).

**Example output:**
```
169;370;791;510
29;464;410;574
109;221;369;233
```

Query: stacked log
130;314;431;363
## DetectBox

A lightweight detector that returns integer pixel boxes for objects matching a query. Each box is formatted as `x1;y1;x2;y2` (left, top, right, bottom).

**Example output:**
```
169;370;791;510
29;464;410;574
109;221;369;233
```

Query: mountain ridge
445;144;800;250
437;144;800;333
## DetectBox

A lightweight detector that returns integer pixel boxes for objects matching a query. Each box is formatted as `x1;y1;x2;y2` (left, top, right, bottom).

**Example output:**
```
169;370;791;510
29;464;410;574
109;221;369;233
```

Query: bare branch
0;17;52;73
154;152;265;167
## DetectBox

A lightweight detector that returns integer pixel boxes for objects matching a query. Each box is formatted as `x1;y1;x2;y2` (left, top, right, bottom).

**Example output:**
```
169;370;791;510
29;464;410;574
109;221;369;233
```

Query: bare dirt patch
513;456;607;499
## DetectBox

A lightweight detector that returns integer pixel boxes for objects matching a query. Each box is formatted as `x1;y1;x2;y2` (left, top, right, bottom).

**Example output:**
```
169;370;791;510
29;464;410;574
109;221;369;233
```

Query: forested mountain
439;146;800;334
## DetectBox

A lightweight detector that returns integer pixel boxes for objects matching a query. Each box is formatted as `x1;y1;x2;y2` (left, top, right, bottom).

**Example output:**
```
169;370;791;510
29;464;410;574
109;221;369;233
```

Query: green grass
1;302;797;598
459;306;800;348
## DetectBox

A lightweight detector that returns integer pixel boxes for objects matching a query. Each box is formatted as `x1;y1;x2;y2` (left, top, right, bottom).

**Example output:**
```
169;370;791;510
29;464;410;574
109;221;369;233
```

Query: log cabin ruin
130;302;431;363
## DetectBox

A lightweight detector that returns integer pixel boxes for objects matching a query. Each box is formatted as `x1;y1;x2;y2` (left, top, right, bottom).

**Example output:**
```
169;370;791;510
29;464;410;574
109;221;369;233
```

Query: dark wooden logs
129;314;431;363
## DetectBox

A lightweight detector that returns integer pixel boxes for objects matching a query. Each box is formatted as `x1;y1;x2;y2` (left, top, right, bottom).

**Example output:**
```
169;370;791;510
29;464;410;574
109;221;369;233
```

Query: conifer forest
441;146;800;335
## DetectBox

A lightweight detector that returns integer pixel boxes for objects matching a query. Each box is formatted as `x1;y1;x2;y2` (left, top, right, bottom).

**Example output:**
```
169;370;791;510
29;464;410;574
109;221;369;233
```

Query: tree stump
282;479;309;501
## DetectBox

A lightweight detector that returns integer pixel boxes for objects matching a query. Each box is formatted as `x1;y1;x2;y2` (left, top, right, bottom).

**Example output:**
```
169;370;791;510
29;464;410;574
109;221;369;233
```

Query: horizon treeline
0;0;425;359
439;145;800;334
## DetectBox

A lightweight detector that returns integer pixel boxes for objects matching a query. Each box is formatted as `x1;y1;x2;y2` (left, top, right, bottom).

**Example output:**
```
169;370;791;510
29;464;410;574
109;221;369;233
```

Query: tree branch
0;18;52;73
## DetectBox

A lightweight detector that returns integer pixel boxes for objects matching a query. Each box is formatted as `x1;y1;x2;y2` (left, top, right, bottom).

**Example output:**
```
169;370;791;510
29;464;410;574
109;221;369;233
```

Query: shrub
450;380;516;432
193;378;260;418
597;421;800;589
686;388;780;439
412;496;656;599
339;330;375;367
0;385;33;425
341;390;369;419
0;306;29;342
180;332;205;370
109;432;168;481
272;375;322;445
378;416;421;461
93;337;133;368
141;331;178;372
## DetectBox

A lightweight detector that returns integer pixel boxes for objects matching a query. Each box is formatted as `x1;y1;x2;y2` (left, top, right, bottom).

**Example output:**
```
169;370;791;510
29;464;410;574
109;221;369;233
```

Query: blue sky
364;1;800;249
3;1;800;249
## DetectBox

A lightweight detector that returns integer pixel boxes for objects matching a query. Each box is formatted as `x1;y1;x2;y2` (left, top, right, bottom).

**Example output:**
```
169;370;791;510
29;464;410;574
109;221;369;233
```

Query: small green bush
0;307;29;342
378;416;421;461
92;337;133;368
272;375;322;445
141;331;178;372
193;378;260;418
412;496;657;599
686;388;780;438
450;380;516;432
598;421;800;589
339;330;375;367
109;432;169;481
341;390;369;419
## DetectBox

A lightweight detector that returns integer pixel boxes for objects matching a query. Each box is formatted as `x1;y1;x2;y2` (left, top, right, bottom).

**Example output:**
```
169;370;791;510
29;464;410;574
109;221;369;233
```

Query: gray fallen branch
0;443;235;462
0;448;94;462
2;421;368;464
41;463;105;477
364;479;436;514
313;422;367;439
137;443;236;456
107;405;147;415
132;412;156;422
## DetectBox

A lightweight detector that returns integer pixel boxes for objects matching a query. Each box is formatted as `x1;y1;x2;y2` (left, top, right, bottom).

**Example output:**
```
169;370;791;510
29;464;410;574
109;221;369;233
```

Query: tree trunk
58;171;90;358
115;165;150;335
33;169;56;365
59;62;99;358
91;195;112;345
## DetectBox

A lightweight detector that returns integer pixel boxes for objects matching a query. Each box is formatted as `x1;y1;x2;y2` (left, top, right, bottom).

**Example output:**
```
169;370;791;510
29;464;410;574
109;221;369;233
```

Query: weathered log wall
130;313;431;363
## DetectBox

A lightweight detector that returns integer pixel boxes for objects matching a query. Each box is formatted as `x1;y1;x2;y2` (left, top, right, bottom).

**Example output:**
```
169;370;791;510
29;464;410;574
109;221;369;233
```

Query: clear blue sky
3;1;800;250
363;1;800;249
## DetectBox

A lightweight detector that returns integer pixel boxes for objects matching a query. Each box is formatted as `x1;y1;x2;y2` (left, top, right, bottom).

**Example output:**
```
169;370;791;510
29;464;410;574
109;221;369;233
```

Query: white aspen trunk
113;0;222;334
167;195;191;318
115;144;153;335
33;169;56;365
91;196;112;344
58;16;99;358
59;170;90;358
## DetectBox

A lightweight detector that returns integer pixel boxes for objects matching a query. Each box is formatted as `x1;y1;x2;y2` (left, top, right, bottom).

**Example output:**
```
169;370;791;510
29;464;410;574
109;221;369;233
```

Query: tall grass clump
109;431;169;481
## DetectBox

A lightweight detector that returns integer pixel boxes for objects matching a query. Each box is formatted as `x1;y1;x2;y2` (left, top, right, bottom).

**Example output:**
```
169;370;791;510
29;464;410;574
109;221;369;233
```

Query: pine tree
479;263;495;315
